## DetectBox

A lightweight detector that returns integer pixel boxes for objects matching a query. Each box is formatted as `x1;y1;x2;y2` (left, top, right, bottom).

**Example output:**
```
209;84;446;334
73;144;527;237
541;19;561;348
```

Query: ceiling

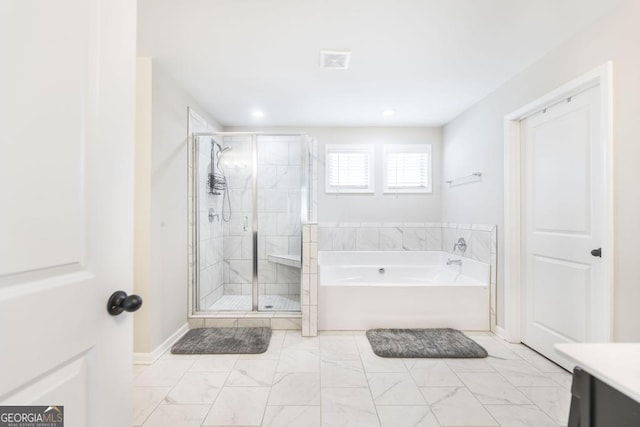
137;0;623;127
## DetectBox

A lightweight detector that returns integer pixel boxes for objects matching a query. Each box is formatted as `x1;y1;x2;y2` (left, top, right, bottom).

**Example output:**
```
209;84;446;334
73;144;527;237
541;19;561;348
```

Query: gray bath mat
171;327;272;354
366;328;487;358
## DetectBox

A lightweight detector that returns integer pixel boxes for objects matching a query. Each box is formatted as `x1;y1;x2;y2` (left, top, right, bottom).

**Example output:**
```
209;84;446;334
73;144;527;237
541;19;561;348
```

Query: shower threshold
208;294;301;312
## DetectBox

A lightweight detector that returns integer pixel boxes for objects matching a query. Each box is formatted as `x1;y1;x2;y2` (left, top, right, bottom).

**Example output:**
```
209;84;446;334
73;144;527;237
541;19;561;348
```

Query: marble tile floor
134;331;572;427
208;294;301;312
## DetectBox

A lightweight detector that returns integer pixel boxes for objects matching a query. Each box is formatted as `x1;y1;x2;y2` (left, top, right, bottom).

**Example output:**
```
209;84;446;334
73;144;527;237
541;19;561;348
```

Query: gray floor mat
171;327;271;354
366;328;488;358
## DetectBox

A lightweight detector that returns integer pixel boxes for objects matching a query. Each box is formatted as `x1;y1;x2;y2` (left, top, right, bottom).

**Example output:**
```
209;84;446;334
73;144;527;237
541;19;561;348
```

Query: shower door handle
243;215;249;232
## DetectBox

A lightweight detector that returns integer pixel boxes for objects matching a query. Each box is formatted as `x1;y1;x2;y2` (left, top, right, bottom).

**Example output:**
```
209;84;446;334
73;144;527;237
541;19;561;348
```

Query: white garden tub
318;251;490;331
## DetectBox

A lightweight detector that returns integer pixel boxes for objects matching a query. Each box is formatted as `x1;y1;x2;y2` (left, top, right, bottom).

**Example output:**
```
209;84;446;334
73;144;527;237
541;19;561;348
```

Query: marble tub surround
441;223;498;331
441;223;496;264
318;222;495;256
318;222;443;252
133;331;570;426
302;223;318;337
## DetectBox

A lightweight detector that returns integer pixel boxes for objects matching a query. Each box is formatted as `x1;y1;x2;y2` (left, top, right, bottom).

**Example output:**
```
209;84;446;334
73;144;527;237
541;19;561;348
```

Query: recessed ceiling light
382;109;396;116
251;110;264;118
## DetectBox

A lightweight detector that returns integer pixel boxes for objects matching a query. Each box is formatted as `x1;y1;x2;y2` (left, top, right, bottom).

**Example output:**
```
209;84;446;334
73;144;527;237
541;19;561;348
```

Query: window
383;144;432;193
325;144;374;193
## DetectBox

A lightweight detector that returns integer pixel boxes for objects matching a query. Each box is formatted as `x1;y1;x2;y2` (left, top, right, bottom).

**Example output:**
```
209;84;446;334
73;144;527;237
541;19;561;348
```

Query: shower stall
189;131;312;314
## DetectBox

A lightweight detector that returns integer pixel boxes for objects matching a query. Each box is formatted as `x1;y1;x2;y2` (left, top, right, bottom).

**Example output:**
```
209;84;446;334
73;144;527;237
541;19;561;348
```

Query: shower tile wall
257;135;302;297
302;223;318;336
198;137;225;310
309;137;318;222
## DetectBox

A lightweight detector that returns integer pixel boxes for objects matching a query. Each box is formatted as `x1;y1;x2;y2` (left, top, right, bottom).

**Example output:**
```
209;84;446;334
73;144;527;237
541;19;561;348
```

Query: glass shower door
194;131;308;313
196;134;254;311
218;135;254;310
256;135;303;312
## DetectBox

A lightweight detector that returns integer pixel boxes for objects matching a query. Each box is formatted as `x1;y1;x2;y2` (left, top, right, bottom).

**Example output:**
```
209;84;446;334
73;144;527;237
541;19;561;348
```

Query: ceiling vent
320;50;351;70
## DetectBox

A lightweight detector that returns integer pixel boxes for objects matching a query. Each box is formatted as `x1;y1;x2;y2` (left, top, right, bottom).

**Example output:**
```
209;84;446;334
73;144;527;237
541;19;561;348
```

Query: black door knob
591;248;602;257
107;291;143;316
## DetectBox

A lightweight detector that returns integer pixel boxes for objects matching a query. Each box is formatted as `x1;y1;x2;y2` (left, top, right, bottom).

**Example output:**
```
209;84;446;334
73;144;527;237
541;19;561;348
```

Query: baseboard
494;326;506;340
134;323;189;365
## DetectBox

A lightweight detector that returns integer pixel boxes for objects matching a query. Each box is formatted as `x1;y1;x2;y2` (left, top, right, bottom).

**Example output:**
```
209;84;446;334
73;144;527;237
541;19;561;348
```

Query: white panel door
0;1;136;426
521;86;604;370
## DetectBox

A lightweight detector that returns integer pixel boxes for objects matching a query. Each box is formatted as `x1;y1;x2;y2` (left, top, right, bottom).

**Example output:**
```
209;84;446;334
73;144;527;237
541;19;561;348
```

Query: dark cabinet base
569;366;640;426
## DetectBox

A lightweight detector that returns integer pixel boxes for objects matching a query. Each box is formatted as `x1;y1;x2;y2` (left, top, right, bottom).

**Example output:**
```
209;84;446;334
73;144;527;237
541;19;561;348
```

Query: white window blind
383;144;432;193
328;152;369;188
386;152;428;189
325;145;374;193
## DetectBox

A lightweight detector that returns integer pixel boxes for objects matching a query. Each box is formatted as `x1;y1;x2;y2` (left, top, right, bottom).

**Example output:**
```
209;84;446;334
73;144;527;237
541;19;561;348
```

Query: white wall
134;58;153;354
442;0;640;341
227;127;443;223
134;59;221;354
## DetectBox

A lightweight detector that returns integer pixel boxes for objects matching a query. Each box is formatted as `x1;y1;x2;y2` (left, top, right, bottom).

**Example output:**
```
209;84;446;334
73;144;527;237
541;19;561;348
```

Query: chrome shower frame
188;131;312;316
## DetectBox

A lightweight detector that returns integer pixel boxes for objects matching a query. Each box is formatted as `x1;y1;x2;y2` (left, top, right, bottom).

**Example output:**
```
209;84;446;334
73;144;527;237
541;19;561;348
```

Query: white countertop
555;343;640;403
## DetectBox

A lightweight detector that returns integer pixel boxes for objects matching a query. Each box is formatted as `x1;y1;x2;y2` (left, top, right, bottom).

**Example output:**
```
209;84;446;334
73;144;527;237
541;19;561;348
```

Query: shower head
214;142;232;154
214;144;232;171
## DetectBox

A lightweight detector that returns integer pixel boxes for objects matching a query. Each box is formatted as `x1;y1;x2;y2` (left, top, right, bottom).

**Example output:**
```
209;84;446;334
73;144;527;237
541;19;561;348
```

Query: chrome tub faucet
453;237;467;254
